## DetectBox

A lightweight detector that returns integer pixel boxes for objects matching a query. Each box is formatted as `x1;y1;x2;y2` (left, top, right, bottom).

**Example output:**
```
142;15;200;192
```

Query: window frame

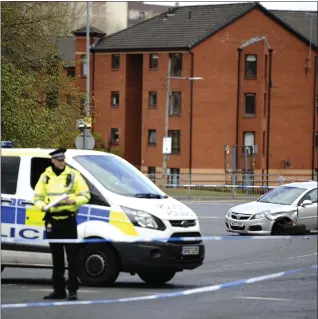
149;53;158;69
170;53;182;76
244;93;256;116
168;130;181;154
110;128;119;145
245;54;257;79
111;54;120;70
111;91;120;107
147;167;156;183
149;91;157;108
148;129;157;146
169;92;181;116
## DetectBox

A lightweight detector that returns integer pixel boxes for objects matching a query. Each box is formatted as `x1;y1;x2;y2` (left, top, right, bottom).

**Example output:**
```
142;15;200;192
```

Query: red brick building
73;2;318;182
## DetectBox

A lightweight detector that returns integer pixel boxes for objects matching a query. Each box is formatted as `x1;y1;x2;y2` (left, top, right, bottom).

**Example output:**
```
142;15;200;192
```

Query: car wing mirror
301;199;312;207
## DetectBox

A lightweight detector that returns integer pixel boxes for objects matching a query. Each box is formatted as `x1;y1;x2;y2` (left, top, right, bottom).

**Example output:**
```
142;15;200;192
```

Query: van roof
0;148;114;158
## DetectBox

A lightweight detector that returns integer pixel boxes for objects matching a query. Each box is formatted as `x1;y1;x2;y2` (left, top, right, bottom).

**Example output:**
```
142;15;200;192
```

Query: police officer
33;148;90;301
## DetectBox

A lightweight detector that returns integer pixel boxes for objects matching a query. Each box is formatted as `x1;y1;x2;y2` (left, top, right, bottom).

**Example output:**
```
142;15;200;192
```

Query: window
244;93;256;115
170;53;182;76
245;54;257;78
111;128;119;144
111;91;119;107
112;54;120;69
243;131;255;155
149;92;157;107
169;92;181;115
149;53;158;69
81;55;88;77
148;129;156;145
258;186;307;205
147;167;156;183
30;157;51;189
1;156;21;194
168;168;180;187
66;67;75;78
262;131;265;156
263;93;267;117
168;130;180;153
74;154;167;198
301;188;318;204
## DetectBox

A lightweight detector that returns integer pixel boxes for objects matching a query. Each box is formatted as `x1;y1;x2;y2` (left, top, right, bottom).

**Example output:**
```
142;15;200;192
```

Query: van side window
1;156;21;194
81;175;110;207
30;157;52;189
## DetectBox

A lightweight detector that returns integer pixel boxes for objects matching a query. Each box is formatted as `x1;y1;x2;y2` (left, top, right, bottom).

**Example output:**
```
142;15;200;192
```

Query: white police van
1;147;205;286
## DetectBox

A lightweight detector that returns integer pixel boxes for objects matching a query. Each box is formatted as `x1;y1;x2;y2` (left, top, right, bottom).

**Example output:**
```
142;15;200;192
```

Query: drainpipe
236;48;242;171
266;49;273;185
189;51;194;184
312;56;318;179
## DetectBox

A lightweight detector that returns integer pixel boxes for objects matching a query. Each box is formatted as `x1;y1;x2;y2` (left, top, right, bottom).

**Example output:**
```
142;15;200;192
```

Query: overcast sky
144;1;317;11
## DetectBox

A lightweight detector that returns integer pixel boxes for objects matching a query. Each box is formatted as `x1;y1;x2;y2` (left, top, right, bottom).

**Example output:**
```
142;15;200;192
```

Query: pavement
1;201;317;319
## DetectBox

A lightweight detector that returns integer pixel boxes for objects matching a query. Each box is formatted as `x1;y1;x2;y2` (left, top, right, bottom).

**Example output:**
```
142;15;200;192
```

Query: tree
1;2;85;148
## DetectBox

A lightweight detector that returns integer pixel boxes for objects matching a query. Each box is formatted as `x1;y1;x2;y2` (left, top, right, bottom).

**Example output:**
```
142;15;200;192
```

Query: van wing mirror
301;199;312;207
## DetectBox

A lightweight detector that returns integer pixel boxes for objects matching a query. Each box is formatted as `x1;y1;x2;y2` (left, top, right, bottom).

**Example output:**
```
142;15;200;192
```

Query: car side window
1;156;21;195
306;189;317;203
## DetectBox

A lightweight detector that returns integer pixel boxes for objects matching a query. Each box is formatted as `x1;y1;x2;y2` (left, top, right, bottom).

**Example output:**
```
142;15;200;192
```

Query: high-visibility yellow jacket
33;165;91;220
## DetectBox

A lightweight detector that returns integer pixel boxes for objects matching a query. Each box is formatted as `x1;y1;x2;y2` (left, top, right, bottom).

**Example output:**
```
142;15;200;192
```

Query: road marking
29;289;96;293
222;261;271;268
288;253;318;259
237;296;292;301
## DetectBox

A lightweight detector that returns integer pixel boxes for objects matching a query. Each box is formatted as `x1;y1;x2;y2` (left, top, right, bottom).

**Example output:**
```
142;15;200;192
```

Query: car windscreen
73;154;166;198
257;186;306;205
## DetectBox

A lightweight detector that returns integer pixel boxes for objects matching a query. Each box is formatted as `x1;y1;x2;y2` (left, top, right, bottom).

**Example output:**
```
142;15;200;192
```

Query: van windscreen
73;155;167;198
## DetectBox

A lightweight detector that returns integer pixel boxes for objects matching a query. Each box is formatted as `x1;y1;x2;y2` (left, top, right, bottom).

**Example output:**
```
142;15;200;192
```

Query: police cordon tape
2;264;317;309
1;234;316;244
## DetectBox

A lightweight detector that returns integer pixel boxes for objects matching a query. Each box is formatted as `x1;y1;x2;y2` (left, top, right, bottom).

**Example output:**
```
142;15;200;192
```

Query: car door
1;155;21;264
297;188;318;229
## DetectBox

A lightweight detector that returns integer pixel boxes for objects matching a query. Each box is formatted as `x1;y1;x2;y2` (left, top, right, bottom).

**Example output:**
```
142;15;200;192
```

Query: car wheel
1;266;4;272
138;271;176;285
77;243;120;287
271;220;307;235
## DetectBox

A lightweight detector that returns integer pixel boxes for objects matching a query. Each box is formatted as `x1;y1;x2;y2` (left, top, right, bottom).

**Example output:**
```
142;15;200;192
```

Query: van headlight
121;206;166;231
250;211;270;220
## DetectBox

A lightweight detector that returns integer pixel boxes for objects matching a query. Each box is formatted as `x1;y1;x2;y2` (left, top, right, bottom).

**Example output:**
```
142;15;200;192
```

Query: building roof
73;26;106;37
92;2;317;52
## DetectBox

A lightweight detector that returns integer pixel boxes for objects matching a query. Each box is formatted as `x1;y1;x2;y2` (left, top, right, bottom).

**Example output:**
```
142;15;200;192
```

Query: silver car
225;181;317;235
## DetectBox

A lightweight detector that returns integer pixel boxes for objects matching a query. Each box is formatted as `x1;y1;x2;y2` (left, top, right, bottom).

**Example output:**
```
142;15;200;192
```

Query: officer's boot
68;291;77;301
44;291;67;300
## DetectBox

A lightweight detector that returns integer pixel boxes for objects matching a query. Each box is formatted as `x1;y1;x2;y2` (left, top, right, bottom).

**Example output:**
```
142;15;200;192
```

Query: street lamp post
162;57;203;178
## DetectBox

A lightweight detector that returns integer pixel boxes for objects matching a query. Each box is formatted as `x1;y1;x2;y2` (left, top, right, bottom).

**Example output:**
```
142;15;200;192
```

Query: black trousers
46;215;79;293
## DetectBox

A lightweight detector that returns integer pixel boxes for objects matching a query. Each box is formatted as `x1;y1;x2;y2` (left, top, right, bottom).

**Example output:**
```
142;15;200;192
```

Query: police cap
49;148;66;160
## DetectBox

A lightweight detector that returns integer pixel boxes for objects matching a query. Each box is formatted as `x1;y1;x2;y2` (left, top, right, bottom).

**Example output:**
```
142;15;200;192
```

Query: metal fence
143;172;317;200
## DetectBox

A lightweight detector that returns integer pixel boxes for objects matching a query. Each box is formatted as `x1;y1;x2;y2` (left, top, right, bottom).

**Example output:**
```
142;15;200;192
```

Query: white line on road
288;253;318;259
237;296;293;301
28;289;97;293
198;216;223;219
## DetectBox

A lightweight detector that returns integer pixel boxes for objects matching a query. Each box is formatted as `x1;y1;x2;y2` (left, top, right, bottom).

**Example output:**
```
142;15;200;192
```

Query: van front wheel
77;243;120;287
138;271;176;285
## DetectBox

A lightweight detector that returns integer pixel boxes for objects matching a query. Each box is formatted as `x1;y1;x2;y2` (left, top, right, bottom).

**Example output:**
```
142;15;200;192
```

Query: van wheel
138;271;176;285
77;243;120;287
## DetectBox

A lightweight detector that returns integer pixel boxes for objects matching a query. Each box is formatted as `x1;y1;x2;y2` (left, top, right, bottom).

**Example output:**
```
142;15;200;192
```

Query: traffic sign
76;117;92;129
162;137;172;155
75;129;95;150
